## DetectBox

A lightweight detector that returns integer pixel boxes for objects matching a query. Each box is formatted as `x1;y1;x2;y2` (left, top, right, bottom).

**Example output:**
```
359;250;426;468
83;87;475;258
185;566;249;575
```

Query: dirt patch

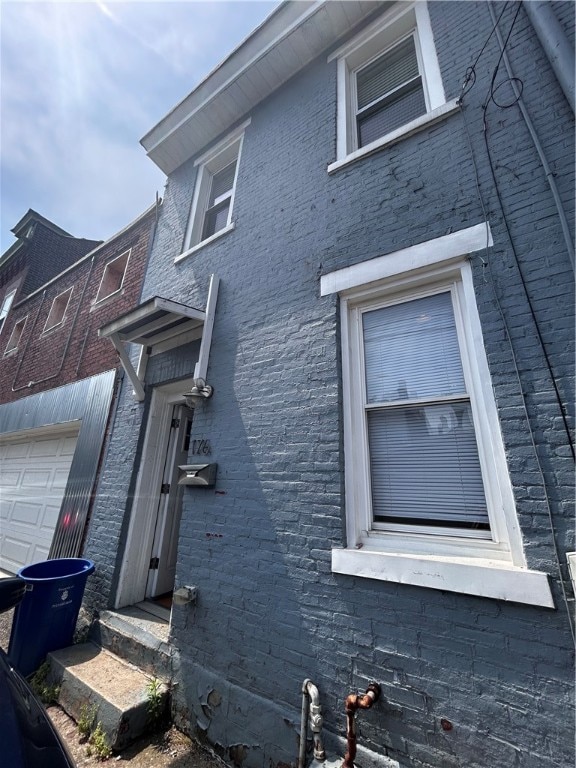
47;706;228;768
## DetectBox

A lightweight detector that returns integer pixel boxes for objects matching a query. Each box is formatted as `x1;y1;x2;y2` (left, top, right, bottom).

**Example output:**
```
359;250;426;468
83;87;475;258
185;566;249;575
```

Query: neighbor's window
330;2;449;164
95;249;130;303
0;289;16;334
183;120;249;254
4;316;27;354
44;287;73;332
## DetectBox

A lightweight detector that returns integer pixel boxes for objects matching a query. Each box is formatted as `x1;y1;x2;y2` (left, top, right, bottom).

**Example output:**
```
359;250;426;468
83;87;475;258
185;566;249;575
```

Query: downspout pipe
488;2;575;271
522;1;575;114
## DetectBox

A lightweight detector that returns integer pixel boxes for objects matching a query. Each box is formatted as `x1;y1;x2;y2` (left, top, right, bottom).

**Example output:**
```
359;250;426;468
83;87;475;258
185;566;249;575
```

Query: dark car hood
0;649;75;768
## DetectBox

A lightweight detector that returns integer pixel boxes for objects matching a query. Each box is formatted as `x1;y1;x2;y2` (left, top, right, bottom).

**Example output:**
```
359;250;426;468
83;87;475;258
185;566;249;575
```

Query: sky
0;0;280;253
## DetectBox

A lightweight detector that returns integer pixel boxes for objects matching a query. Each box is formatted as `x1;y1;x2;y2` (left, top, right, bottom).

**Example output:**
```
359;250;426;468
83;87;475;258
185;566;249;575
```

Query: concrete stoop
48;641;169;751
90;605;173;682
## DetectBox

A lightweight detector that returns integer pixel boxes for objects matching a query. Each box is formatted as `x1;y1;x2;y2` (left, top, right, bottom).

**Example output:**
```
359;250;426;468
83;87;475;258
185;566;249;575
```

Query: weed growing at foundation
146;677;166;728
77;702;98;741
86;722;112;761
29;661;60;704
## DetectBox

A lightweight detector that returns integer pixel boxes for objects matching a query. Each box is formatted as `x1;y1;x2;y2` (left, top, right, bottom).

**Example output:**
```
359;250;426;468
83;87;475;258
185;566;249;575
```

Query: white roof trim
141;1;386;174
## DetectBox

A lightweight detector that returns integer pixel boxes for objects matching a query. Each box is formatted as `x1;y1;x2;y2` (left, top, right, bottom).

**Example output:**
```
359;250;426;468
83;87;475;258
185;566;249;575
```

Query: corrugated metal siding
0;369;117;559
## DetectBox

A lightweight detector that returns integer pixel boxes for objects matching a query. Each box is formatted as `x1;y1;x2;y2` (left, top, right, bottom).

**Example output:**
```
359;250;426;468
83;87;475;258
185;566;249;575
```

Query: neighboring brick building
81;3;574;768
0;203;158;572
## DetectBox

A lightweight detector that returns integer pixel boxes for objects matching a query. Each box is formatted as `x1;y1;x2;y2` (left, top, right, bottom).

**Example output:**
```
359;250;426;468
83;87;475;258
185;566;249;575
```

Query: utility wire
459;2;575;640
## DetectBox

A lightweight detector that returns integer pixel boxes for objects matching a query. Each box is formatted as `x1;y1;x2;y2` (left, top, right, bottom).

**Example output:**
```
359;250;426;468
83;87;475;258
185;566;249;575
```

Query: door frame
115;378;193;609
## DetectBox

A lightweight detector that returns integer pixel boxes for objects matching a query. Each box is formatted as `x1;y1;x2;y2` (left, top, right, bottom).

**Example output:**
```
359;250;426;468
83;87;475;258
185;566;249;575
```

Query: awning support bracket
100;275;220;403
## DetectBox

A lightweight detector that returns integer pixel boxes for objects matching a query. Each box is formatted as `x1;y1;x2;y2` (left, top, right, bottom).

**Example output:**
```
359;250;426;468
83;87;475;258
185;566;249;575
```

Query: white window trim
329;2;457;171
94;248;131;305
321;223;554;607
43;287;73;333
177;119;250;262
4;315;27;355
0;288;17;334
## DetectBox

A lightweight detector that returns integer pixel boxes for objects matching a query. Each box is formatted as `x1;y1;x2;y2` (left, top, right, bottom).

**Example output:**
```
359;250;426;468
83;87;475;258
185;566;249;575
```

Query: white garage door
0;426;79;574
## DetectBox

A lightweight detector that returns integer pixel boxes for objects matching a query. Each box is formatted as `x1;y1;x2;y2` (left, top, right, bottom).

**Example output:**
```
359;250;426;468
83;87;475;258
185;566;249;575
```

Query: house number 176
191;439;211;455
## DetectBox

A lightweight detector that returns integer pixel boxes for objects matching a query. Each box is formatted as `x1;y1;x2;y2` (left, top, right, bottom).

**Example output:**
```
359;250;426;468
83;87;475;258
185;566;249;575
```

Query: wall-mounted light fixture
183;377;213;408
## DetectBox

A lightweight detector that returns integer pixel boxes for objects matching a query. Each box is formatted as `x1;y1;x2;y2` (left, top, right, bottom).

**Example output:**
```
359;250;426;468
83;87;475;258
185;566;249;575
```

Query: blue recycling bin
7;558;95;676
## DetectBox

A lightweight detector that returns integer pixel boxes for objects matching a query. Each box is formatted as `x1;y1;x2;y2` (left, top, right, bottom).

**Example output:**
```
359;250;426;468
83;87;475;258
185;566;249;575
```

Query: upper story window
4;316;27;354
329;2;457;171
321;223;553;607
95;249;130;304
355;34;425;148
44;287;73;332
0;289;16;334
179;119;249;261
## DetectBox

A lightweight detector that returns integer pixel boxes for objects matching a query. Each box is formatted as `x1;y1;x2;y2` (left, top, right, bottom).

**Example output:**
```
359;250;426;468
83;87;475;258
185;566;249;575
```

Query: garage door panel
2;536;31;566
1;470;21;487
1;443;28;460
30;438;63;458
21;468;53;489
0;428;79;573
41;504;61;531
11;501;42;527
53;468;70;490
61;437;77;456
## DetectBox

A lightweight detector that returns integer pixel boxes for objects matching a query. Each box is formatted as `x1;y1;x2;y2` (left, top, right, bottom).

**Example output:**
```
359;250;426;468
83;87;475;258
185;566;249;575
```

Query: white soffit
141;0;387;174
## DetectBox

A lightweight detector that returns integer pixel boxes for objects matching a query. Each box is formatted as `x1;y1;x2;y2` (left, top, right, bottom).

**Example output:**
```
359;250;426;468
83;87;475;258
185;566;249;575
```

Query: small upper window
5;316;27;354
182;120;249;256
44;287;73;332
0;289;16;334
330;2;450;166
95;249;130;304
355;34;426;148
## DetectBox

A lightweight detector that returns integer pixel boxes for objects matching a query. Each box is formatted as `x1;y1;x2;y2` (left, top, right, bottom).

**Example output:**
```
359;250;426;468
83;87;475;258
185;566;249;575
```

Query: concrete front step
48;641;168;751
89;605;173;682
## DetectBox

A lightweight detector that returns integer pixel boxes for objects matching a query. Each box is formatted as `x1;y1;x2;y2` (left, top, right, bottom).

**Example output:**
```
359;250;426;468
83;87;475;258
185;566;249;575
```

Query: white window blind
362;291;490;534
356;36;426;148
202;160;237;240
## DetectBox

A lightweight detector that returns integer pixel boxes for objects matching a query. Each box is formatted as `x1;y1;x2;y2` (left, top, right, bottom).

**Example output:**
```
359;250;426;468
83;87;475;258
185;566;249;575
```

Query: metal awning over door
98;275;219;400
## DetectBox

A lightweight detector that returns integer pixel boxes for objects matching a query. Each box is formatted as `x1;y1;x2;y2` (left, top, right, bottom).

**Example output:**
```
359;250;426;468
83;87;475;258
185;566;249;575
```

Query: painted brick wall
84;3;574;767
0;207;157;405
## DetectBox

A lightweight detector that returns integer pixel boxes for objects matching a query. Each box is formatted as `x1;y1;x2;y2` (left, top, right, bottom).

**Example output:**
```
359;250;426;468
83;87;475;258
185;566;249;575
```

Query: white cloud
0;0;279;250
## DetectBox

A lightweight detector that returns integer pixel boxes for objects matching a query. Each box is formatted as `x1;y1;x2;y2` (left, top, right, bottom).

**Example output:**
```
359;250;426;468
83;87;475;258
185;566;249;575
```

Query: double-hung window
363;289;490;537
355;33;426;149
329;2;458;170
179;120;249;260
321;223;553;607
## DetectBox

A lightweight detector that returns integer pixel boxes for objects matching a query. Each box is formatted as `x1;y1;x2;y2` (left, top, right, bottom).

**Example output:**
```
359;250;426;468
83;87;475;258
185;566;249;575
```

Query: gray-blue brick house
83;3;575;767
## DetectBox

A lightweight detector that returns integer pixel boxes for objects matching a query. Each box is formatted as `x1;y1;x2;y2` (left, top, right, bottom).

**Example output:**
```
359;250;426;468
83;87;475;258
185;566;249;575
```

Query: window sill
327;98;460;175
175;222;235;264
91;288;125;312
331;548;555;608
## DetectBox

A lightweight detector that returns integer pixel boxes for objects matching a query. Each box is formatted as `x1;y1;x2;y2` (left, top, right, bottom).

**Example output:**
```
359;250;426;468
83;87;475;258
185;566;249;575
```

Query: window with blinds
355;35;426;148
362;291;491;537
202;160;237;240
